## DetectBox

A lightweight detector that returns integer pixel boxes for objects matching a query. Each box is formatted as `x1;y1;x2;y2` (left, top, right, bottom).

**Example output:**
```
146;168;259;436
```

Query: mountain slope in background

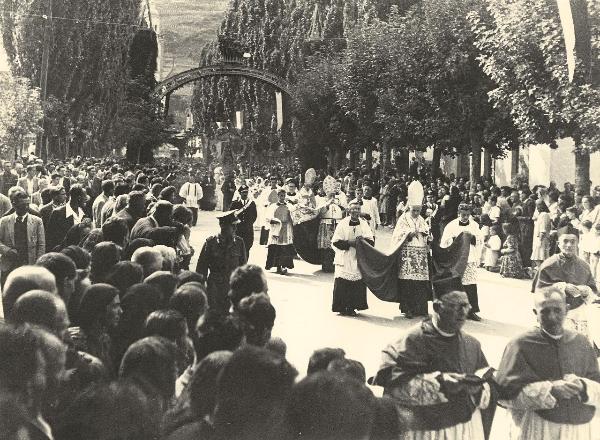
155;0;228;81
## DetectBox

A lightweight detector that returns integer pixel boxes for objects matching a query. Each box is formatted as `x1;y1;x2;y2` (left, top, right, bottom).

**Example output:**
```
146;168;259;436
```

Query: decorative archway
151;63;293;102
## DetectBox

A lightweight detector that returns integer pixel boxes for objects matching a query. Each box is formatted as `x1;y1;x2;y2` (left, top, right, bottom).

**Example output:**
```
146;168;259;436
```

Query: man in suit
130;200;173;240
46;184;88;252
230;184;257;259
0;161;17;196
0;187;45;286
39;186;66;229
18;165;40;196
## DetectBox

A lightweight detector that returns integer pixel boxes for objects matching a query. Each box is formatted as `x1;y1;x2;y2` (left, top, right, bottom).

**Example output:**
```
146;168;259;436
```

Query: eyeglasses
441;301;471;313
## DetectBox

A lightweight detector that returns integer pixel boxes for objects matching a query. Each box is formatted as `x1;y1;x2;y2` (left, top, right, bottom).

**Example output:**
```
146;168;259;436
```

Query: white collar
15;213;28;222
432;315;456;337
65;203;84;219
541;327;563;340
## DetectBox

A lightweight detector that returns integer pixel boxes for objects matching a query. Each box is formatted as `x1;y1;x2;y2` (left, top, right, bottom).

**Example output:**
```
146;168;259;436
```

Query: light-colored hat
407;180;424;206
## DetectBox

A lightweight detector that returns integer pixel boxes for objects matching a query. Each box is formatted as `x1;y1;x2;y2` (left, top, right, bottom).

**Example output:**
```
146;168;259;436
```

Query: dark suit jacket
46;205;74;251
130;216;158;240
39;202;55;228
230;199;257;250
113;207;140;232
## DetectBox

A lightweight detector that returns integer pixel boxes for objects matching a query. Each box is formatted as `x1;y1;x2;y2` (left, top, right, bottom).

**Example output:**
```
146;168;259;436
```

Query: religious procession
1;0;600;439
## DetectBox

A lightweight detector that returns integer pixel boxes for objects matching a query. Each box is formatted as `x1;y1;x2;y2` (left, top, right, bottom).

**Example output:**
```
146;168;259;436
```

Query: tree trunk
365;144;373;170
396;149;409;175
432;147;442;178
483;148;492;178
511;146;519;185
574;147;590;195
470;132;482;185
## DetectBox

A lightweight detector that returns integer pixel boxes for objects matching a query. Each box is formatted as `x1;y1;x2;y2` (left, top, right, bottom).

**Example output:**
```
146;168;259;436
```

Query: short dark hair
69;184;86;200
101;179;115;194
194;310;242;361
237;293;275;346
61;245;91;270
229;264;267;309
307;348;346;376
285;372;376;440
145;309;187;345
119;336;179;404
36;252;77;284
326;358;366;383
11;290;64;333
78;284;119;334
169;282;207;333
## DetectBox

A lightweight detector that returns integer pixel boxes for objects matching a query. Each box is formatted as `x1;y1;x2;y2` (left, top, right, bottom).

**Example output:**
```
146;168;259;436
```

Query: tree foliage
0;0;142;157
469;0;600;152
0;72;43;156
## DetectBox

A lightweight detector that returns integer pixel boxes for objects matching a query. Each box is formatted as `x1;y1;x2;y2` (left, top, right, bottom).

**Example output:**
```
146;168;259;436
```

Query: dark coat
230;199;257;254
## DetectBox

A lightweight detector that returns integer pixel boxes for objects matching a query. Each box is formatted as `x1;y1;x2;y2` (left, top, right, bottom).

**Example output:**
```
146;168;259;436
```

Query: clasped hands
347;236;363;248
437;372;483;396
551;374;585;400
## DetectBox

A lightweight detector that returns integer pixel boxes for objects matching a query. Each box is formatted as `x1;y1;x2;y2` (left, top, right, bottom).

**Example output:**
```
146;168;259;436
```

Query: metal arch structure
151;63;294;102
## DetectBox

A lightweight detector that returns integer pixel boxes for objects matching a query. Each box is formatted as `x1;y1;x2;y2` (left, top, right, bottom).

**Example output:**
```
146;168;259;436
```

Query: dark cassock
495;327;600;440
331;208;374;316
230;185;257;260
533;226;598;344
265;189;295;274
370;306;496;439
195;211;247;313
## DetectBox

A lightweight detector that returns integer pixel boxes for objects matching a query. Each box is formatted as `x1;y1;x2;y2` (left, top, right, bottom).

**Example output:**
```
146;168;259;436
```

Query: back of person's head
172;205;193;226
189;350;232;418
2;265;57;319
60;245;91;271
78;284;120;334
144;270;178;305
229;264;268;310
194;310;243;362
104;261;144;295
114;182;130;197
153;244;177;271
237;293;275;347
326;358;366;383
123;238;154;261
144;309;187;351
116;283;163;352
35;252;77;294
214;346;298;440
102;217;128;247
101;179;115;195
168;282;207;333
265;336;287;359
53;380;162;440
119;336;179;405
90;242;121;283
0;325;42;395
177;270;205;287
284;372;376;440
307;348;346;375
11;290;69;339
69;184;86;201
131;246;163;278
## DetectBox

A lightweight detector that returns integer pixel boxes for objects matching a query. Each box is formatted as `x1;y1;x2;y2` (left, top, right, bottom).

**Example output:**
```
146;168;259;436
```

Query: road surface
189;210;600;439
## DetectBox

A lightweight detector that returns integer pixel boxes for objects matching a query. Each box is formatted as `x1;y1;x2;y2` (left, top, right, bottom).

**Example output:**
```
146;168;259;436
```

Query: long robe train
355;232;472;302
293;217;322;265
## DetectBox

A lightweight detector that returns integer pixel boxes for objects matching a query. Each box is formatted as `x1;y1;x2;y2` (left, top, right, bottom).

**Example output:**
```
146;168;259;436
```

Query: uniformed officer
230;185;257;260
195;210;247;313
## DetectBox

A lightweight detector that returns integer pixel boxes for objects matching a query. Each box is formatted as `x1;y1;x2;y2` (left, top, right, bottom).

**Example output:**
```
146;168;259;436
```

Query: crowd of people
1;154;600;440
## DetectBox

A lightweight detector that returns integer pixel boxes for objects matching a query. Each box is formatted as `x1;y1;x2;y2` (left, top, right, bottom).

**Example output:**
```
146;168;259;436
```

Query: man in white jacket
440;203;484;321
179;174;203;226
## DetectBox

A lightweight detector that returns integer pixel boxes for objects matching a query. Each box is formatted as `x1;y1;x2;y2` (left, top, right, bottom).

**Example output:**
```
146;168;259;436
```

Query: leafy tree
356;1;519;182
1;0;140;157
0;73;43;157
470;0;600;193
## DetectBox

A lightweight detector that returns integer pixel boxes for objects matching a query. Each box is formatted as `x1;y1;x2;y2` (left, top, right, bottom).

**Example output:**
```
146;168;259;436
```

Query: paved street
190;210;600;439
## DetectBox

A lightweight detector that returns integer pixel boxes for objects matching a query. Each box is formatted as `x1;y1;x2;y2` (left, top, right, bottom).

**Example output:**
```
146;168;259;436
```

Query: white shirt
179;182;203;208
65;203;85;225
